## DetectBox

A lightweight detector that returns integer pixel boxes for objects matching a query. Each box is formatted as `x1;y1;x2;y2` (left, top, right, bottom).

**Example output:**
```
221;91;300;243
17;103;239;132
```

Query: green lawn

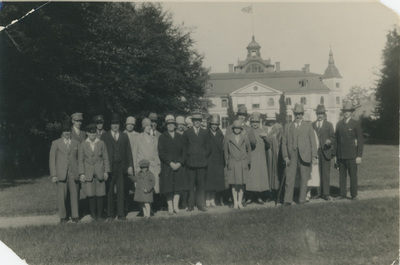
0;144;398;217
0;197;398;265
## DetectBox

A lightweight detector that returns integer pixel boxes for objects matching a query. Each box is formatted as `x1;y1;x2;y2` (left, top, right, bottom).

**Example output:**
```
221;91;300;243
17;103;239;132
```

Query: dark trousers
187;167;206;208
107;162;125;218
318;149;332;196
284;150;310;203
338;158;358;197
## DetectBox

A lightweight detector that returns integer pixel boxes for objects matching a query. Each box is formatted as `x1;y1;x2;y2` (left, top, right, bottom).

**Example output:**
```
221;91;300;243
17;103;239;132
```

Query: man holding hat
282;103;318;205
71;113;86;143
311;105;335;201
149;113;162;139
92;115;106;139
335;102;363;200
101;114;133;220
183;111;211;212
49;119;80;223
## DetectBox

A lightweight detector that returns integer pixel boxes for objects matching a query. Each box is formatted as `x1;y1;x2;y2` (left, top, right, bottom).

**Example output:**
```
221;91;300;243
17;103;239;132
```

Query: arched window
268;98;274;106
320;96;325;105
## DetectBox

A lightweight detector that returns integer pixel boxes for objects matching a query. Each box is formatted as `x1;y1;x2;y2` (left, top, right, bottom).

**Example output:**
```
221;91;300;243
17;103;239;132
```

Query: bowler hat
237;105;248;116
341;102;355;112
71;113;83;121
139;159;150;168
249;112;261;122
85;123;97;133
61;119;71;132
191;111;203;120
110;114;121;124
92;115;104;123
265;111;277;121
176;116;186;125
210;114;220;125
232;120;243;130
314;104;326;113
149;113;158;121
165;114;176;124
142;118;151;127
125;116;136;125
292;103;305;114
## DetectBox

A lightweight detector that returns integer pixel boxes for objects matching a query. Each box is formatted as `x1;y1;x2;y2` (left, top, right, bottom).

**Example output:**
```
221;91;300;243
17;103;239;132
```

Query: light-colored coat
224;133;252;185
49;138;80;181
78;139;110;181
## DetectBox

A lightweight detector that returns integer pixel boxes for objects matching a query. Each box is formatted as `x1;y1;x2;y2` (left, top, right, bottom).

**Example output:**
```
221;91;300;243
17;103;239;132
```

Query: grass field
0;144;398;217
0;197;398;265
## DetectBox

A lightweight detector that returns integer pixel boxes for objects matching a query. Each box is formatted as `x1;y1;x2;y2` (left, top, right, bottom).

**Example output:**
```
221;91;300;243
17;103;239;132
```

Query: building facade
205;36;343;133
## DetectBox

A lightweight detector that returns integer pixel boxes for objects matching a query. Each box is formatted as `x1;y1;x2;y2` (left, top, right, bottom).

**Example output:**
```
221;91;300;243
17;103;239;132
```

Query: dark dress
205;129;226;192
133;171;155;203
158;131;188;194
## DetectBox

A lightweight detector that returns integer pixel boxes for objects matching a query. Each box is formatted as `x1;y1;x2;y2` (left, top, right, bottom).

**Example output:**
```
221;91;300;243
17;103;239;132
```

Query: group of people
49;101;364;223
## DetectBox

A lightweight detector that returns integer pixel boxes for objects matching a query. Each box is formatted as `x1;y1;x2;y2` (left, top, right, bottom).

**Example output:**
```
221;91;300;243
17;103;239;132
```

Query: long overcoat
265;123;283;190
205;129;225;191
158;131;188;194
133;171;155;203
134;133;161;193
224;133;252;185
247;128;270;192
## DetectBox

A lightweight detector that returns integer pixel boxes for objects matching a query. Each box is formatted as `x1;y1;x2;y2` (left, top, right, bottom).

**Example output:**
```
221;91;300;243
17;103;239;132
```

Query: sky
162;1;399;95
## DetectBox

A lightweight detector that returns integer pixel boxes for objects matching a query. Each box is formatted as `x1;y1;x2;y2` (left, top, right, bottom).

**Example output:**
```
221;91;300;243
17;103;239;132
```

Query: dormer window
246;64;264;73
299;79;308;87
251;50;256;57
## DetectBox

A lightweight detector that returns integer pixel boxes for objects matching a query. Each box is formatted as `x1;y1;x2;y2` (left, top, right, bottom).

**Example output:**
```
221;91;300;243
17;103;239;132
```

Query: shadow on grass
364;138;399;145
0;179;38;190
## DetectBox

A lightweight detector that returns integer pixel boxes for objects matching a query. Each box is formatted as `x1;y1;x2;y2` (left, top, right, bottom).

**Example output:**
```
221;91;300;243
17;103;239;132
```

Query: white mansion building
205;36;344;133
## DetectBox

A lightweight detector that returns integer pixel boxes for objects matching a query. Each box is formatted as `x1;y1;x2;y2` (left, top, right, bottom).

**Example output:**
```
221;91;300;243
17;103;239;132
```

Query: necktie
113;132;117;140
66;140;70;150
317;122;321;129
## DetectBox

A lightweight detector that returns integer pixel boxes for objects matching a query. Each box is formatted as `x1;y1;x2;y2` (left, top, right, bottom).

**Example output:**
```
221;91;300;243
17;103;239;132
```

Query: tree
277;93;287;127
345;85;374;106
374;27;400;142
0;2;209;176
226;95;236;125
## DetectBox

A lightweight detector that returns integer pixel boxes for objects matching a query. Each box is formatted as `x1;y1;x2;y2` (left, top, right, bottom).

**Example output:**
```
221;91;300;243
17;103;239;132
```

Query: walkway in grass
0;188;398;228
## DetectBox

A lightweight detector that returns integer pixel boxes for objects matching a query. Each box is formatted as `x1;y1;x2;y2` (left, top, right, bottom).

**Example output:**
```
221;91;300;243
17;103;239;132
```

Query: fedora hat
232;120;243;130
314;104;326;113
110;114;121;124
191;111;203;120
237;105;248;116
210;114;220;125
265;110;277;121
292;103;305;114
341;102;356;112
249;112;261;122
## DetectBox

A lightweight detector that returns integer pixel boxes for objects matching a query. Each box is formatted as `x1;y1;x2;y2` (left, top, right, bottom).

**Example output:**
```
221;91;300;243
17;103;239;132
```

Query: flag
241;5;252;14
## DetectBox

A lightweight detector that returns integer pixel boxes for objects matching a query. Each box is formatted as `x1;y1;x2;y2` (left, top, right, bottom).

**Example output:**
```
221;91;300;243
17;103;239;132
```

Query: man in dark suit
335;102;364;200
92;115;106;139
183;111;210;212
282;103;318;205
101;114;133;220
312;105;335;201
49;119;80;223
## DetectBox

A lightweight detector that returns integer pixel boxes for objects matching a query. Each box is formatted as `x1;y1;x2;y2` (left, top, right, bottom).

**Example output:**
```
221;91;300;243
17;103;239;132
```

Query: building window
336;96;341;104
300;97;307;105
287;115;293;122
320;96;325;105
221;98;228;108
252;104;260;109
246;64;264;73
336;82;340;88
299;79;308;87
268;98;274;106
251;50;256;57
222;117;229;129
285;97;292;106
237;104;245;109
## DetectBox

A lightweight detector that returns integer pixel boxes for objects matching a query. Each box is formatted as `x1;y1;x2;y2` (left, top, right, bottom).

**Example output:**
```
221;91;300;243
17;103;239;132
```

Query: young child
132;159;155;218
224;120;252;209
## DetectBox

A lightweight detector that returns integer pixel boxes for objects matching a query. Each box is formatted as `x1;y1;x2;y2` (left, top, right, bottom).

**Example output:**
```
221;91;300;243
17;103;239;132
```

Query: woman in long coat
205;114;225;208
264;111;283;201
224;120;252;209
158;115;188;214
246;112;270;204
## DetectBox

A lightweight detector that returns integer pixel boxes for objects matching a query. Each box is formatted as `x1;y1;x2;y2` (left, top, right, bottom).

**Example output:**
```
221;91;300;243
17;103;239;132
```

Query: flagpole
252;5;254;36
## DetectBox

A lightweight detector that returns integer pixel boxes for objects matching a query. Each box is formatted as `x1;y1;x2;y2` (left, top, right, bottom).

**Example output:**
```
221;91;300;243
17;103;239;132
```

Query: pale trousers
57;170;79;219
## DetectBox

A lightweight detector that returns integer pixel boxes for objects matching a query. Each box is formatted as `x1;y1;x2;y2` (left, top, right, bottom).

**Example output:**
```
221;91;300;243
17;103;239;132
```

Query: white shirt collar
73;126;80;135
86;138;99;144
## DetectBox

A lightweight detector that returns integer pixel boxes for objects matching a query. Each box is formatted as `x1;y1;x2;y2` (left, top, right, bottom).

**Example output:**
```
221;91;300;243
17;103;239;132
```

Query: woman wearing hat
205;114;225;208
264;111;283;201
246;112;270;204
158;115;188;215
224;120;252;209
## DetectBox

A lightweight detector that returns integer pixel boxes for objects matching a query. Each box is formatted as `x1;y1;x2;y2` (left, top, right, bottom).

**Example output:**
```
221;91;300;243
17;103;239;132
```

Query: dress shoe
173;210;180;215
257;198;264;205
71;218;80;223
283;202;291;206
187;206;194;212
238;204;244;209
322;195;331;201
60;218;68;224
198;206;207;212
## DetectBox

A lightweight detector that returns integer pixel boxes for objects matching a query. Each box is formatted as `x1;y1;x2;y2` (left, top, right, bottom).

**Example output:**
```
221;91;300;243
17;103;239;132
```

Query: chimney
303;64;310;73
228;64;234;73
275;62;280;73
